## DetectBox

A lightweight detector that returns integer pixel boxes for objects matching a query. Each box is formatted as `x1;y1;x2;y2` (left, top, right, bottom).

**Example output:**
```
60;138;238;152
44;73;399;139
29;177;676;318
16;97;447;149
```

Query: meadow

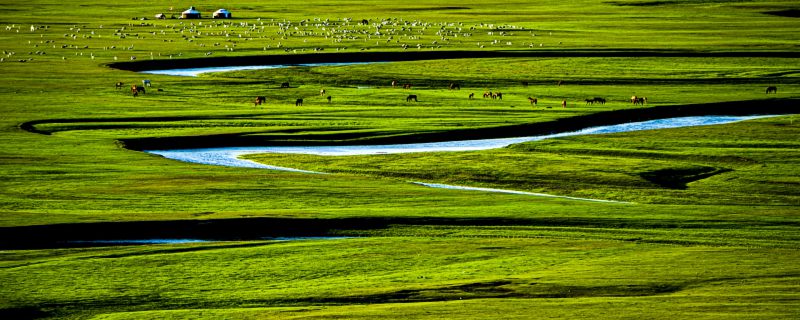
1;0;799;319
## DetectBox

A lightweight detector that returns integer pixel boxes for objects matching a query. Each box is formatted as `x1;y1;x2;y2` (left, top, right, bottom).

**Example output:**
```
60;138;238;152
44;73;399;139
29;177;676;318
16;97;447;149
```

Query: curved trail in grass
146;115;773;203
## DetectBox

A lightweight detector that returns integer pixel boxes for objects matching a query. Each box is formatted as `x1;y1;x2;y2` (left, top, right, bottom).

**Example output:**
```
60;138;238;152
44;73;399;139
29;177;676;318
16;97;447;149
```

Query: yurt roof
183;7;200;14
214;9;230;14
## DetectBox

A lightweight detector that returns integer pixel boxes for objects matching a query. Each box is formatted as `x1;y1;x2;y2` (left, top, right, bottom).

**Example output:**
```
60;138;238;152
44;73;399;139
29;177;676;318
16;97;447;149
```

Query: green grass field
1;0;799;319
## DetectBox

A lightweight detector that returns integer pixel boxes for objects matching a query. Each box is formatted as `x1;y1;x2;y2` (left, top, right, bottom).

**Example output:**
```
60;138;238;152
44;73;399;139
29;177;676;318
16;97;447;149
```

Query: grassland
1;0;799;319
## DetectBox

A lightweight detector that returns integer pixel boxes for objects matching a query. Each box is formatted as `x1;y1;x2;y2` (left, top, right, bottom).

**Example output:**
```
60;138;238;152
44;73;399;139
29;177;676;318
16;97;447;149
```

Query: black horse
766;86;778;94
295;98;303;106
406;95;418;102
281;82;290;88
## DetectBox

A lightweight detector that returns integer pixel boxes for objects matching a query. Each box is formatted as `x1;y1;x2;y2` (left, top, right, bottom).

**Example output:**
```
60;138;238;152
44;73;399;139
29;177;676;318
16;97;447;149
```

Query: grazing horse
561;100;567;108
449;82;460;90
281;82;290;88
142;79;151;87
493;92;502;100
295;98;303;106
593;97;606;105
406;94;418;102
528;97;537;105
631;95;638;104
585;99;595;105
391;80;398;88
468;93;475;99
115;82;124;89
766;86;778;94
254;96;266;106
320;88;326;96
483;91;492;98
633;97;646;105
131;85;145;96
403;83;412;89
326;95;332;103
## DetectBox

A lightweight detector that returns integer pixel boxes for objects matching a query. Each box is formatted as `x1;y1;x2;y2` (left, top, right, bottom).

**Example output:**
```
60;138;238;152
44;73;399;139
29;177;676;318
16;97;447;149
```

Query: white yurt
181;6;201;19
213;9;232;19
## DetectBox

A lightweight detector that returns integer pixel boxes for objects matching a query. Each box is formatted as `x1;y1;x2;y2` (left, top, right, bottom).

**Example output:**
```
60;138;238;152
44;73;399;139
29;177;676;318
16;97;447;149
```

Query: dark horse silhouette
406;95;418;102
528;97;537;105
766;86;778;94
254;96;266;106
281;82;290;88
449;82;460;90
295;98;303;106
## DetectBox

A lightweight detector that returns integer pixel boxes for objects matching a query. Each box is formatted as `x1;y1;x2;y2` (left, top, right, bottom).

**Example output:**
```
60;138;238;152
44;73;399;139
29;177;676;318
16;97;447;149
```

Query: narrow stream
146;115;773;203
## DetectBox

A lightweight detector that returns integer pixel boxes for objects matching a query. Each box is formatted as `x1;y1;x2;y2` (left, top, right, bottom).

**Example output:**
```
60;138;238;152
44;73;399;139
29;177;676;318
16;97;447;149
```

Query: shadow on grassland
20;99;799;149
123;98;799;150
106;50;800;72
2;216;798;250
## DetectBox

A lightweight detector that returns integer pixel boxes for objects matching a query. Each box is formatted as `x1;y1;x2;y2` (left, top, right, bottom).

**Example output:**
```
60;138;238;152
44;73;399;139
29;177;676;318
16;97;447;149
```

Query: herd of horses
116;80;780;107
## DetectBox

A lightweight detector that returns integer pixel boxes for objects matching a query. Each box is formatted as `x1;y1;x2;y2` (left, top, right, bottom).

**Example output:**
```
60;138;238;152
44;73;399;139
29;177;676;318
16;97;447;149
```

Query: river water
140;64;774;202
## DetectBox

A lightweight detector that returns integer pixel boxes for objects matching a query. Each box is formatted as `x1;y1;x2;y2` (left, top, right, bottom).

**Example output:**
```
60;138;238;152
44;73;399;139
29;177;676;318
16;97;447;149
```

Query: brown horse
131;85;145;96
406;94;418;102
766;86;778;94
528;97;537;105
403;83;412;89
254;96;266;106
483;91;492;98
468;93;474;99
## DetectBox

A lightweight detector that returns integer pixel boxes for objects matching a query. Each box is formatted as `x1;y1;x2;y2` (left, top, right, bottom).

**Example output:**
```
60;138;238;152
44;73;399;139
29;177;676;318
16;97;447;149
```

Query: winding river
141;64;776;203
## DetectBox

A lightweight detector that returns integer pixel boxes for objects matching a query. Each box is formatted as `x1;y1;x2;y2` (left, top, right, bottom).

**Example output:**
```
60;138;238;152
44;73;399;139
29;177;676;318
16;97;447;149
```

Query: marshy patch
640;166;732;189
765;9;800;18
